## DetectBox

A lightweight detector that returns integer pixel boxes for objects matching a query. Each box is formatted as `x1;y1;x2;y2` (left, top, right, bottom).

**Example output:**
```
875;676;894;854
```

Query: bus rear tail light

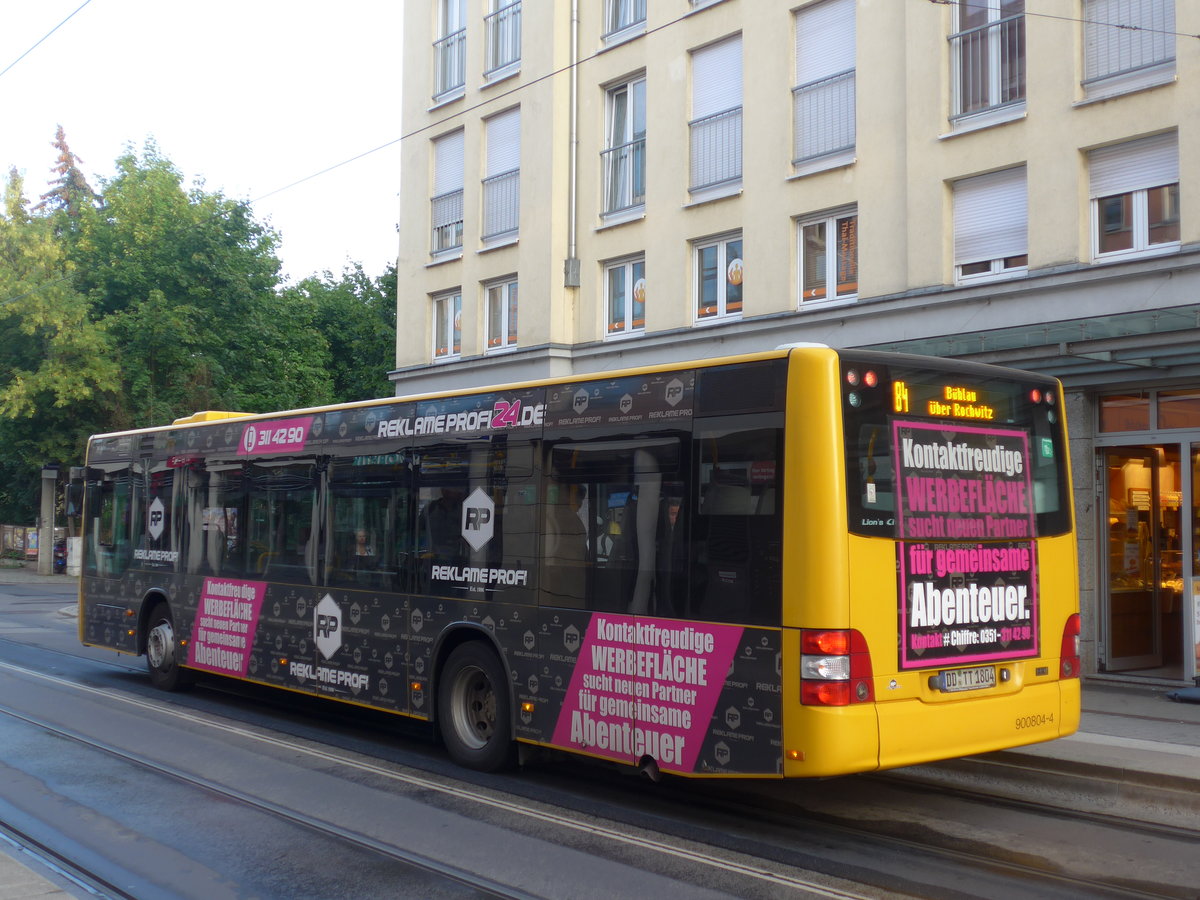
1059;613;1081;679
801;629;874;706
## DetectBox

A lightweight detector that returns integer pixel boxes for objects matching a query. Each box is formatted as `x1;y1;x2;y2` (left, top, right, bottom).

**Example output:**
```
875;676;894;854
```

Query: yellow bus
75;345;1079;777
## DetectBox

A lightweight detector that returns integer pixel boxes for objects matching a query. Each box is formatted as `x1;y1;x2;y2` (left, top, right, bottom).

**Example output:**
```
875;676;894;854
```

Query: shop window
1099;393;1150;432
1158;390;1200;430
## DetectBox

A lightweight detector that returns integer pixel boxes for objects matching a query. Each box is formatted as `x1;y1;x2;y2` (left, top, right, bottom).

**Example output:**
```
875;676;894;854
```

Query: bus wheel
145;601;194;692
438;642;515;772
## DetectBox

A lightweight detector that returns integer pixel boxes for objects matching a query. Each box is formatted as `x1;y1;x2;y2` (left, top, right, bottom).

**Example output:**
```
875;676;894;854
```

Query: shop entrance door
1102;448;1177;671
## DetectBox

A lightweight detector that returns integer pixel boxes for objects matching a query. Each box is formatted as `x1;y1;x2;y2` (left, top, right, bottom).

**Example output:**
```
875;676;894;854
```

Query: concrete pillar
37;467;57;576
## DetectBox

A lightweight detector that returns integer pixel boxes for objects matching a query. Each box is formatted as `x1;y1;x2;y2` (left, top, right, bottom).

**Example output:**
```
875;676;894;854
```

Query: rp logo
314;594;342;660
147;497;166;540
665;378;684;407
461;487;495;550
572;389;589;414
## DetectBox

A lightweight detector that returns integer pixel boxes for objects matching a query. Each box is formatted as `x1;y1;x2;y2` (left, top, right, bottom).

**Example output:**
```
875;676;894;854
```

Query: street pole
38;466;57;576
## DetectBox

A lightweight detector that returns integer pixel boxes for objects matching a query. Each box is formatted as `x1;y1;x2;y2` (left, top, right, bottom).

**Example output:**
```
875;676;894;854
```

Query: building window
793;0;855;167
694;233;742;322
434;0;466;101
486;278;518;350
483;108;520;241
953;167;1027;282
604;0;646;43
1083;0;1174;99
950;0;1025;119
485;0;521;80
433;291;462;359
799;210;857;303
1089;132;1179;260
431;129;465;256
603;77;646;215
606;257;646;336
690;36;742;194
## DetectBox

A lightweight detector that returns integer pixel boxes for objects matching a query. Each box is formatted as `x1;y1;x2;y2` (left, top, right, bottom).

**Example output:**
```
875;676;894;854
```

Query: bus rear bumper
876;678;1080;772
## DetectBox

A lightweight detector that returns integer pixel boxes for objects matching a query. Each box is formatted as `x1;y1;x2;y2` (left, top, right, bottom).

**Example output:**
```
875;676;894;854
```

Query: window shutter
954;167;1028;266
692;35;743;119
1089;131;1178;198
433;129;464;195
1084;0;1173;82
796;0;855;84
486;108;521;176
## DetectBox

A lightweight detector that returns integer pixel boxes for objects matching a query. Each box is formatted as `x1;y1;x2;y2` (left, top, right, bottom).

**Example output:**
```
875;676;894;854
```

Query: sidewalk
0;564;77;587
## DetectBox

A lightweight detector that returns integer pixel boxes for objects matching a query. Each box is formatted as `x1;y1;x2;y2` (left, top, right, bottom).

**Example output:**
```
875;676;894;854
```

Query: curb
889;750;1200;831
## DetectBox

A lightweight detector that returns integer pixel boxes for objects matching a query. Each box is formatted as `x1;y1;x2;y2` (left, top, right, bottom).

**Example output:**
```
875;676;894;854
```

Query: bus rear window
841;354;1071;538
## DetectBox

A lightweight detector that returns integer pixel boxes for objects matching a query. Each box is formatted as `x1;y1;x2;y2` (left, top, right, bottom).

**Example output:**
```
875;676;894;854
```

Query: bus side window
692;419;782;625
327;457;413;592
543;437;686;617
85;467;137;579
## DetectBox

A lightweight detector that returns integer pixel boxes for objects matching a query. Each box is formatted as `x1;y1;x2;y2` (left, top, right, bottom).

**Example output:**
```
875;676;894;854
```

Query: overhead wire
0;0;96;82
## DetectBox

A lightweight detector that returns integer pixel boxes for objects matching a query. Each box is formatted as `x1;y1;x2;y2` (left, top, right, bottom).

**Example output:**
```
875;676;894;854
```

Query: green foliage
288;262;397;402
0;131;399;522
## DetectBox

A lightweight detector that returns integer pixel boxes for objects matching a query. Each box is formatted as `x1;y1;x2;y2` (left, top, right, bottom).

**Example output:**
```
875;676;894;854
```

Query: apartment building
394;0;1199;685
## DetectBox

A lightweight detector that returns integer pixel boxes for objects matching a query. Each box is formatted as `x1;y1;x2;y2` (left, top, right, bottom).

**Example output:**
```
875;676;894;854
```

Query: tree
290;262;397;402
33;125;99;222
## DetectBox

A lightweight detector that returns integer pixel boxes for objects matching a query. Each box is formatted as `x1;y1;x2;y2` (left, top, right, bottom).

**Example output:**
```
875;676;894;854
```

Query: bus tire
145;601;194;692
437;642;515;772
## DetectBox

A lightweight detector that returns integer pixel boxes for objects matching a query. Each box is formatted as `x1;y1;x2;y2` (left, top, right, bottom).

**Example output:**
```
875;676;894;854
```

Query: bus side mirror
66;482;84;517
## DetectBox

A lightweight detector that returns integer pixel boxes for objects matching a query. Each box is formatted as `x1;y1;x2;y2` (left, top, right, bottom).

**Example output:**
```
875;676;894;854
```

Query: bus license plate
940;665;996;693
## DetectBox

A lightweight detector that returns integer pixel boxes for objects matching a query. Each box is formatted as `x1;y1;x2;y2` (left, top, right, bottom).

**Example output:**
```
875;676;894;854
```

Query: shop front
1096;390;1200;682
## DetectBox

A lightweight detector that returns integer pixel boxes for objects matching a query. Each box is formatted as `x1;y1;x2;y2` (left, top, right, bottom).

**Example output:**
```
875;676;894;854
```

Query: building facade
395;0;1200;685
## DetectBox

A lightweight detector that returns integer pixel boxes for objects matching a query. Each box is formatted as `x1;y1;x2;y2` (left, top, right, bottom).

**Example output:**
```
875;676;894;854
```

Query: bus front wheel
437;642;515;772
145;601;194;692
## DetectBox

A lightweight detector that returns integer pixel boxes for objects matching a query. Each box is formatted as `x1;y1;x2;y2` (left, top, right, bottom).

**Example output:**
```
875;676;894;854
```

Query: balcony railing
482;169;520;239
434;27;466;100
485;1;521;77
601;137;646;214
793;69;855;163
431;189;464;253
950;12;1024;118
689;107;742;192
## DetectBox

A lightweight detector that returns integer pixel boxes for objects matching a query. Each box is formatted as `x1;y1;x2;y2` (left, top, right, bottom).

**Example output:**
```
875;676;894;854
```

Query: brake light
1059;613;1081;679
801;629;874;706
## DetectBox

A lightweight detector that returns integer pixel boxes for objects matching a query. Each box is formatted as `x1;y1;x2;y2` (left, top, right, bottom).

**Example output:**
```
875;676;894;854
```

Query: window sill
684;182;742;208
791;150;855;180
798;295;858;312
430;87;465;110
483;63;520;88
597;206;645;231
1092;243;1180;266
693;314;742;328
478;234;518;253
601;24;645;49
1077;64;1175;105
940;103;1026;140
432;354;463;364
427;249;464;267
485;345;520;356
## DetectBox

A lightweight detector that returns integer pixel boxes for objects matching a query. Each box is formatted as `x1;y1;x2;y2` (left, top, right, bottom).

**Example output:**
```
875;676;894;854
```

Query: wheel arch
430;622;515;729
136;588;172;656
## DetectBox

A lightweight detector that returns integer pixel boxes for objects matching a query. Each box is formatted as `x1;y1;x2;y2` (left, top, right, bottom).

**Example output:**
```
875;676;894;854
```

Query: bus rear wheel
438;642;515;772
145;601;194;692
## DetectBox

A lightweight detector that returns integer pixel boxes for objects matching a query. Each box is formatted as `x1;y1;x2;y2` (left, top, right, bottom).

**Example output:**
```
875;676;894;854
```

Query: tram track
0;658;880;899
1;641;1195;897
0;818;137;900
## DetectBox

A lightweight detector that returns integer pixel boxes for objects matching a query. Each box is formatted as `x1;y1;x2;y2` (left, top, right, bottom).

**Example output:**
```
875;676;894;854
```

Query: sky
1;1;404;283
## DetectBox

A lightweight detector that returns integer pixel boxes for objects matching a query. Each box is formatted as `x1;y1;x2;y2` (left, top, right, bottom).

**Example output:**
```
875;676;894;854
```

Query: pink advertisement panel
550;614;742;773
898;540;1039;668
238;416;314;457
188;577;267;677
